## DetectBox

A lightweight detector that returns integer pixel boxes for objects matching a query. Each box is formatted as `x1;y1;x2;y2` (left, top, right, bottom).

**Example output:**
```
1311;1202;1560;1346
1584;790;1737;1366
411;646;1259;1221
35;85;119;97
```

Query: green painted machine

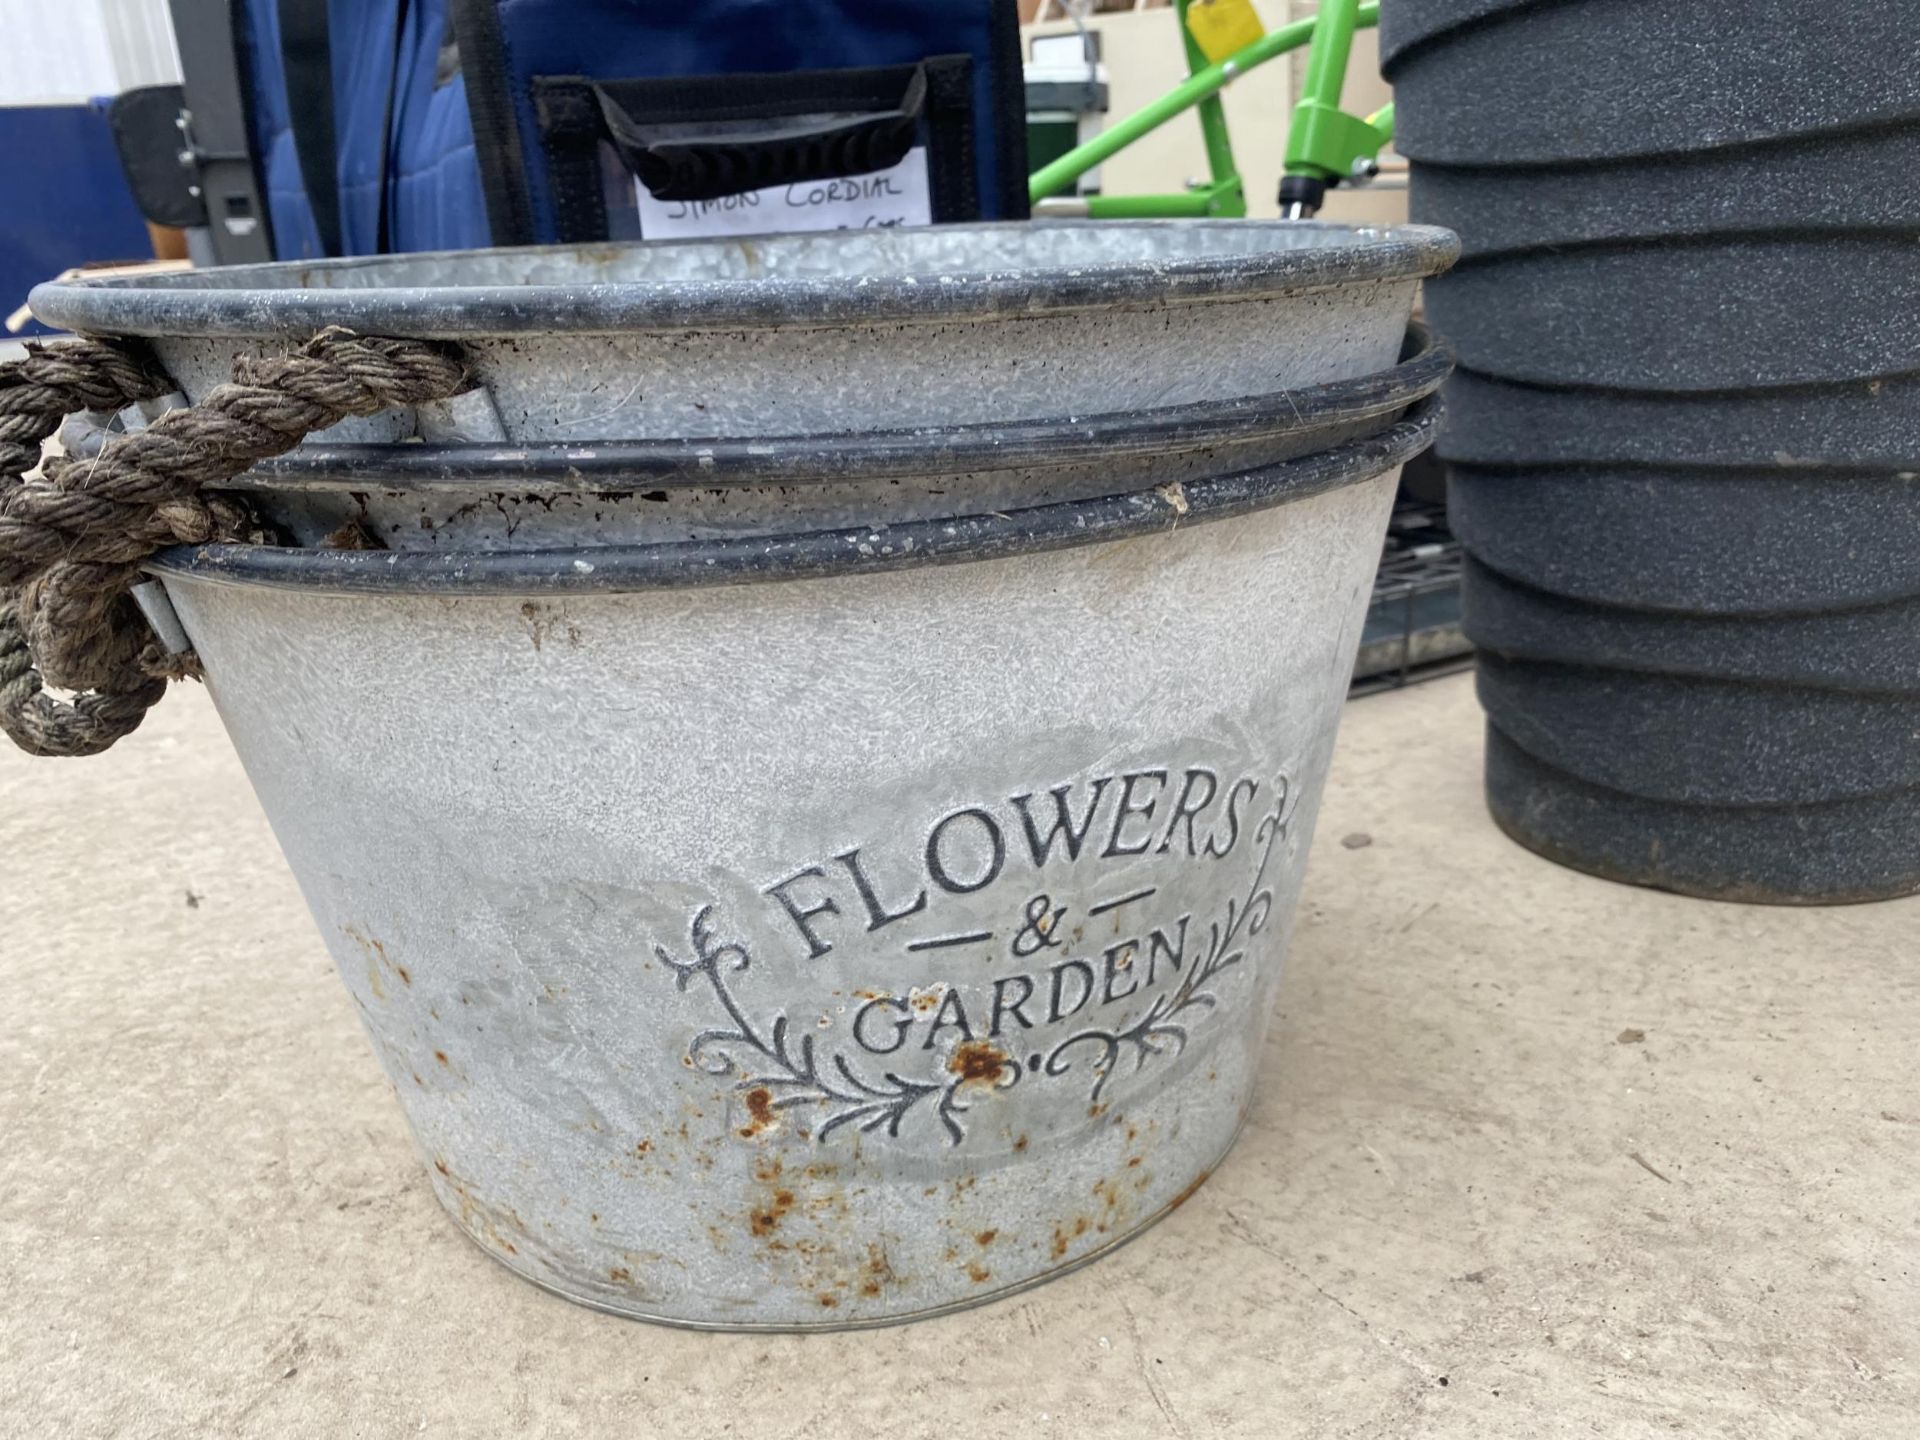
1028;0;1393;220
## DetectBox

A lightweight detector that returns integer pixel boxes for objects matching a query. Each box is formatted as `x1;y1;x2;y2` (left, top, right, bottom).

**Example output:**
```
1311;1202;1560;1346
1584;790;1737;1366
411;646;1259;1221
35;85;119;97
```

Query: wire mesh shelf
1351;495;1472;695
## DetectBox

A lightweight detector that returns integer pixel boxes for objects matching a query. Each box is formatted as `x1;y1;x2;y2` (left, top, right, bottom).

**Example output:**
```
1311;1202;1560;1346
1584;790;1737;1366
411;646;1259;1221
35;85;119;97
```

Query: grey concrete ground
2;674;1913;1438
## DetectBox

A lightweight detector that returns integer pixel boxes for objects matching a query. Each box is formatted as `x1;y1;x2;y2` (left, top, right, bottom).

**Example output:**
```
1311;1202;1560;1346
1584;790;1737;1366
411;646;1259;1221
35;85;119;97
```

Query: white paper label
636;148;933;240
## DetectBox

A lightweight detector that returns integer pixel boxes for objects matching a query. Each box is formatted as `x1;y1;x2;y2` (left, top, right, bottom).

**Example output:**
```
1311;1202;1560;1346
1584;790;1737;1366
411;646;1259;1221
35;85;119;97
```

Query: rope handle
0;327;467;757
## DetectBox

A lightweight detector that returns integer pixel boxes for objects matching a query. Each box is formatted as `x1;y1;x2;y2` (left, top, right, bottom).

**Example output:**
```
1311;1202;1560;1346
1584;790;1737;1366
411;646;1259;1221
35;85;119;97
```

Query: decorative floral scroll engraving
655;770;1292;1147
1043;792;1285;1101
656;907;1020;1144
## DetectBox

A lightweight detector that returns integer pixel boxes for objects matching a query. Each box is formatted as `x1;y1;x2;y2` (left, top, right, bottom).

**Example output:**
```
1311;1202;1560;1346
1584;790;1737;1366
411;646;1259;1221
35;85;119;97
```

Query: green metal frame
1028;1;1393;219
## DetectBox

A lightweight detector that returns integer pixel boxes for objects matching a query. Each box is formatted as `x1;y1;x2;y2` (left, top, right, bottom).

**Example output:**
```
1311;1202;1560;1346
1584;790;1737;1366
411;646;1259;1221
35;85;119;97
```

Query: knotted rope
0;327;467;757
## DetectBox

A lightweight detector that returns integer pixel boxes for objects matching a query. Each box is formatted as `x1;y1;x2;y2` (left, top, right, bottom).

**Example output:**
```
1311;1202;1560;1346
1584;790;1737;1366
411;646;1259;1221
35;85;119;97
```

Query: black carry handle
107;84;208;229
532;58;979;242
602;66;928;203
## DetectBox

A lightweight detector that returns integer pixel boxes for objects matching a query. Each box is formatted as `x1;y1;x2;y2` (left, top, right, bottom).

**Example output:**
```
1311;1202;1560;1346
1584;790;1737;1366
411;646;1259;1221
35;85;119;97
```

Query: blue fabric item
238;0;320;257
237;0;1013;256
487;0;1019;242
0;101;154;337
240;0;489;258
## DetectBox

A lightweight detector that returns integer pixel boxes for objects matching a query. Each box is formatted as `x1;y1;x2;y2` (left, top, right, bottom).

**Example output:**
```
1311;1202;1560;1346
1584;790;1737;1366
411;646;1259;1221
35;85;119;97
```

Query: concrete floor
2;674;1913;1438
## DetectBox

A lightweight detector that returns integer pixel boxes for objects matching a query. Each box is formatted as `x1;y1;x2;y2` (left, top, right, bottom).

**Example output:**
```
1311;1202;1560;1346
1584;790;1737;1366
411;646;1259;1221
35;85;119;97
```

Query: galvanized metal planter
34;222;1455;1326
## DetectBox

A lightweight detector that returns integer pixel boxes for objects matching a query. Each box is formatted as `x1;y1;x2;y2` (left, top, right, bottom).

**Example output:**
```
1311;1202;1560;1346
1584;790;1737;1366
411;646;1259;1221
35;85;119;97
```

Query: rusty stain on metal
737;1085;778;1139
1165;1166;1214;1213
859;1244;898;1298
430;1156;527;1258
1048;1218;1086;1260
946;1040;1011;1086
748;1188;795;1238
341;924;410;995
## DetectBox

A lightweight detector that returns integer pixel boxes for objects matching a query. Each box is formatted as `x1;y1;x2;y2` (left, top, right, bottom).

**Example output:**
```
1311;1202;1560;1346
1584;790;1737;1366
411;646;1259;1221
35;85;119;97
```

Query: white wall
0;0;181;105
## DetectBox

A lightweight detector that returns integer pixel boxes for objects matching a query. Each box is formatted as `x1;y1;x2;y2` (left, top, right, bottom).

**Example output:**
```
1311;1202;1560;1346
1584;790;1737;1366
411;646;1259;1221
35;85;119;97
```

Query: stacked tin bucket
33;221;1454;1327
1386;0;1920;902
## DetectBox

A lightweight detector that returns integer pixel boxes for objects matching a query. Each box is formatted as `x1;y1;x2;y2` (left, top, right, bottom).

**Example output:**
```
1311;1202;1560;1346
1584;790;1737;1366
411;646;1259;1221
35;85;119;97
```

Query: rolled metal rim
236;325;1451;492
151;399;1439;597
31;221;1460;339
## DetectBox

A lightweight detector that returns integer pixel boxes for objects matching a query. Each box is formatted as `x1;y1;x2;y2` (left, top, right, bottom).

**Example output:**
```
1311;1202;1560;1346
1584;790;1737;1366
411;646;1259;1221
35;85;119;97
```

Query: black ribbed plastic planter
1386;0;1920;902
